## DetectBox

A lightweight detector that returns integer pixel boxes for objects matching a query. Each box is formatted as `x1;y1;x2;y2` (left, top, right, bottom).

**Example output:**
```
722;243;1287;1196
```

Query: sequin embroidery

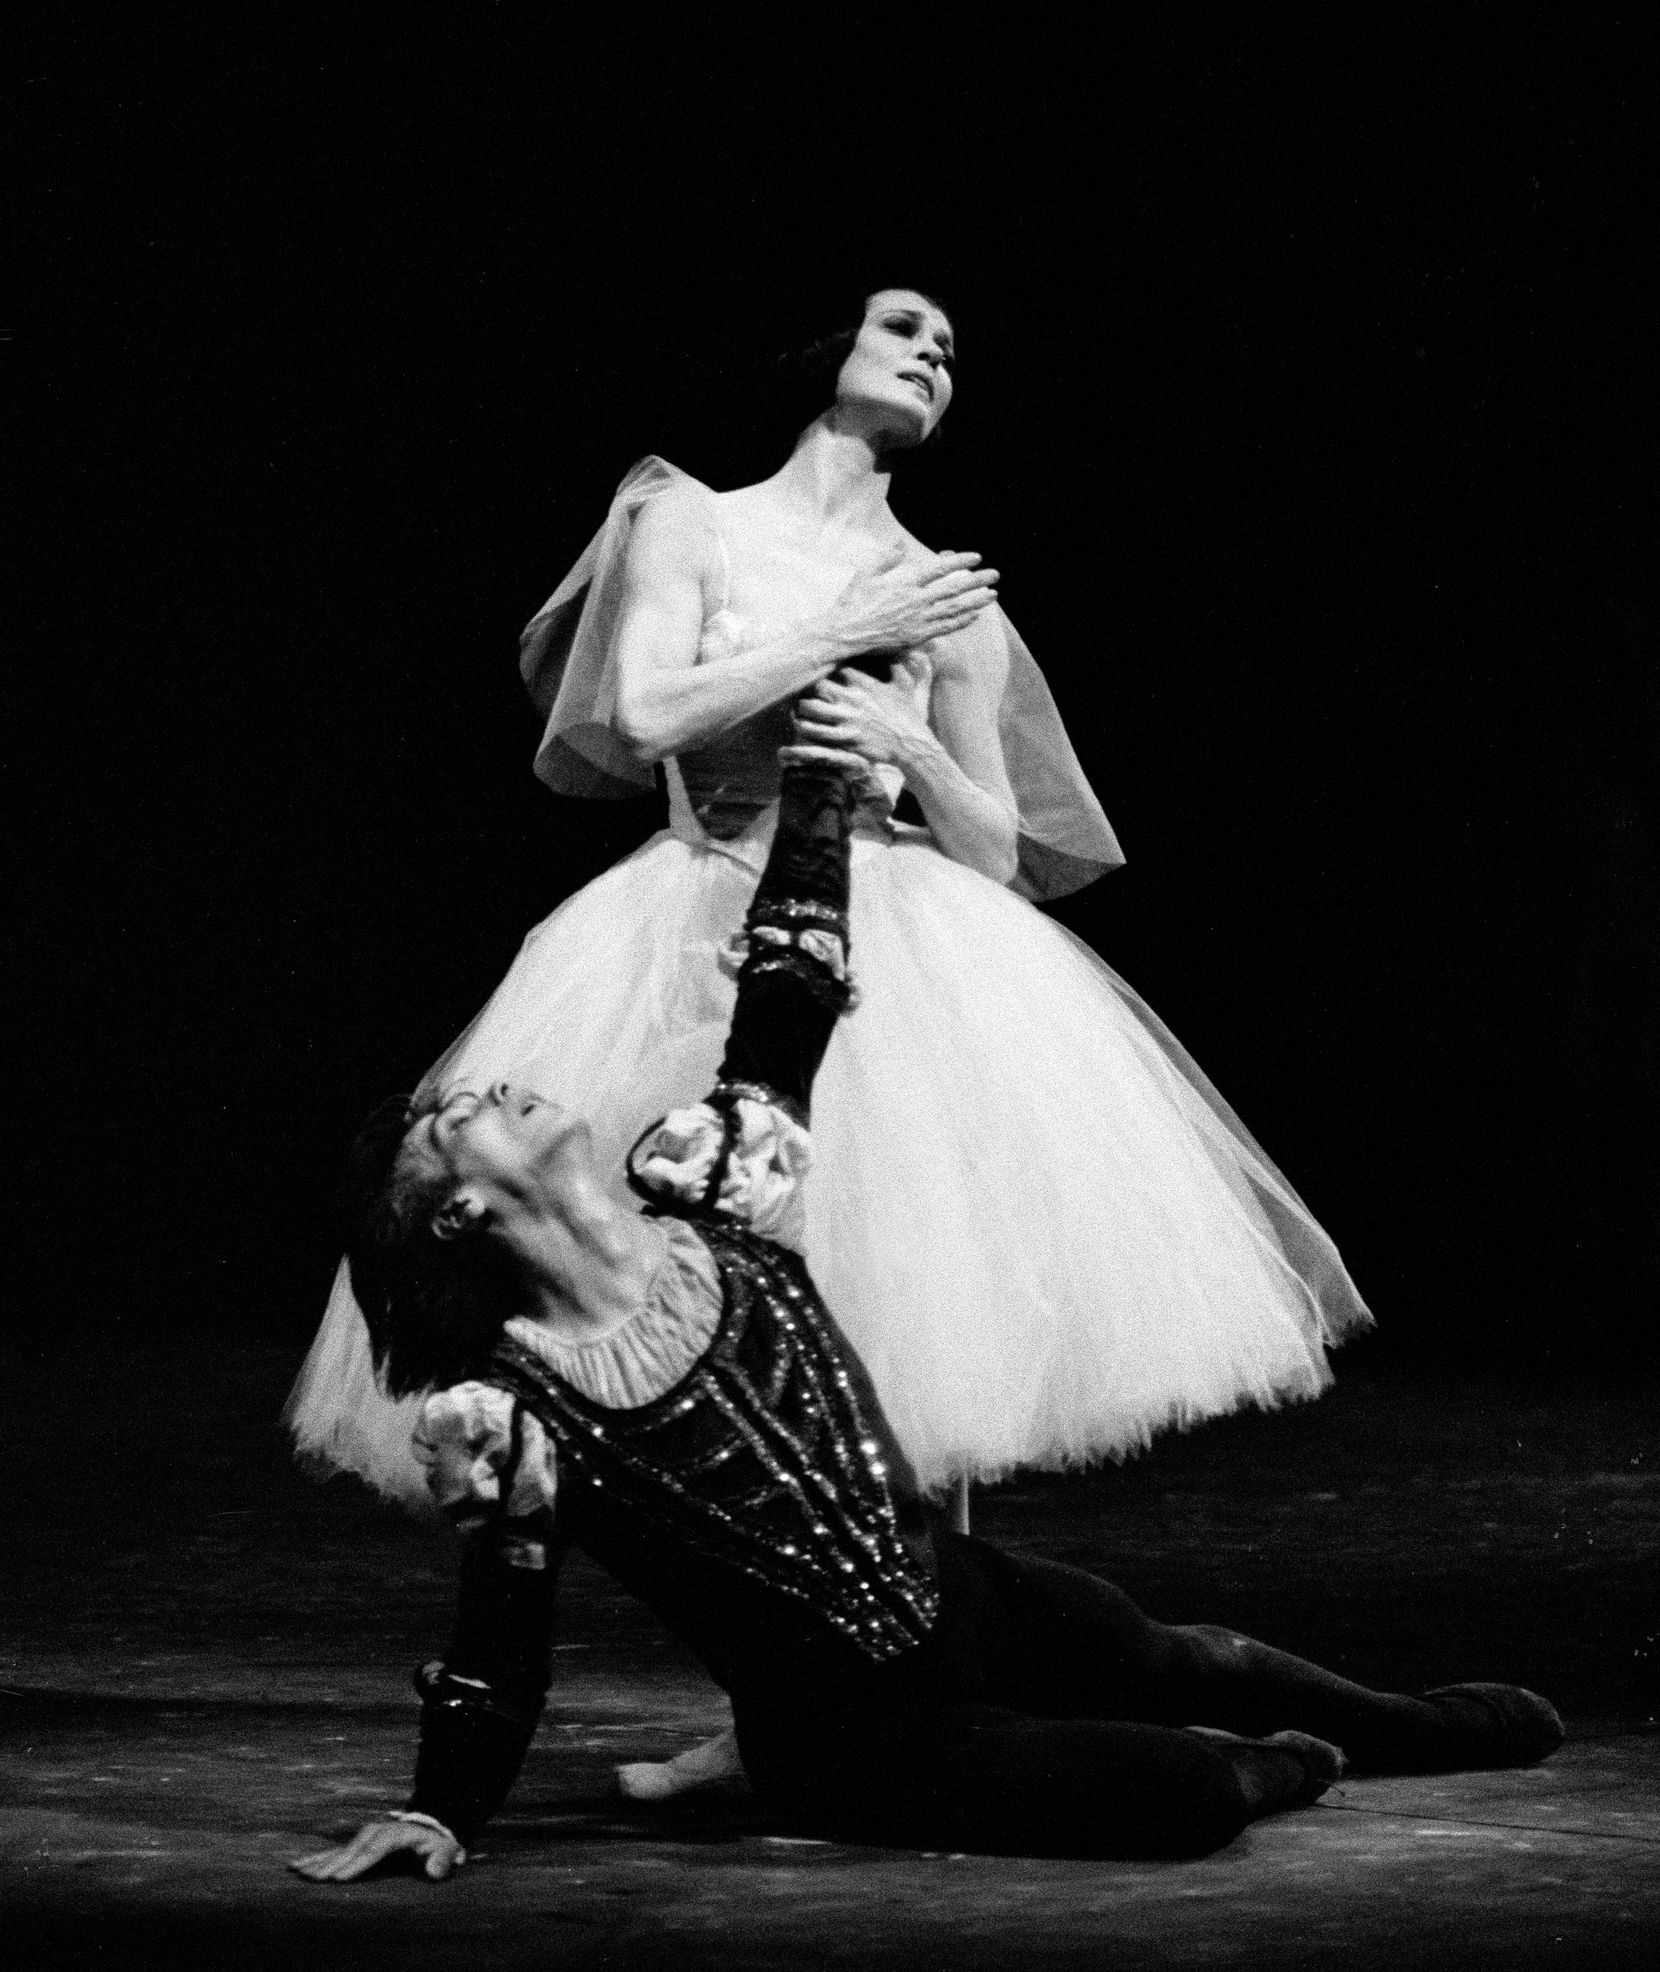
491;1218;938;1661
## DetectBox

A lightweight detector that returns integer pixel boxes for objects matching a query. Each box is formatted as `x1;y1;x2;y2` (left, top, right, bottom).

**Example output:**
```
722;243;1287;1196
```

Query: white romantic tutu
288;818;1371;1507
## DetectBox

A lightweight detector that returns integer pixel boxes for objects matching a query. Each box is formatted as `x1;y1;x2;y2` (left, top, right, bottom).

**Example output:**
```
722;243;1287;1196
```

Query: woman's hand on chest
785;655;939;774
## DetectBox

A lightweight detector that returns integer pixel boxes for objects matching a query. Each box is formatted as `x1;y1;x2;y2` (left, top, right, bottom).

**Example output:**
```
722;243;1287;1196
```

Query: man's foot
1420;1683;1565;1769
617;1725;745;1802
1185;1726;1346;1809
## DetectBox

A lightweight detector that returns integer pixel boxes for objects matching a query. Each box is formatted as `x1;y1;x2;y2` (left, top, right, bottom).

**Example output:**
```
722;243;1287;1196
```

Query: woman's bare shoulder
628;480;719;565
705;480;781;522
640;477;720;524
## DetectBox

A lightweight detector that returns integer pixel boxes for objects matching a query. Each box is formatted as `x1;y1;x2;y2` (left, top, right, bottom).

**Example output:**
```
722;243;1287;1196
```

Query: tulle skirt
288;824;1371;1507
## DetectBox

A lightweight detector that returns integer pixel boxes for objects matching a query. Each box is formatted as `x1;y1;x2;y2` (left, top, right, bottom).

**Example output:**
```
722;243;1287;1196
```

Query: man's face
400;1082;587;1236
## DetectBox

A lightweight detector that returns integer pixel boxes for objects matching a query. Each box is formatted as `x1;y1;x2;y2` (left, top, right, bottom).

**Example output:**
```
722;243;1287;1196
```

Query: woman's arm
900;655;1021;885
611;493;839;759
610;495;1000;762
788;633;1021;886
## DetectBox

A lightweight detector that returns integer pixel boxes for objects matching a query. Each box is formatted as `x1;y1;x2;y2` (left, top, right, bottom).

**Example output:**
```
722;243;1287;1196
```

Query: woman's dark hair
771;288;954;458
340;1094;523;1398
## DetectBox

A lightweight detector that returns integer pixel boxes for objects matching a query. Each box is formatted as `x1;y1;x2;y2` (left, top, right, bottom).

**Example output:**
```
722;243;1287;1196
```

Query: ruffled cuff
628;1095;812;1251
412;1384;559;1529
716;918;859;1005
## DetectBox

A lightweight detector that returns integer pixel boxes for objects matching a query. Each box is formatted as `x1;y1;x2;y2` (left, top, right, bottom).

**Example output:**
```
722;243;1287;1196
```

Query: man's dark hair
341;1095;524;1398
771;287;954;458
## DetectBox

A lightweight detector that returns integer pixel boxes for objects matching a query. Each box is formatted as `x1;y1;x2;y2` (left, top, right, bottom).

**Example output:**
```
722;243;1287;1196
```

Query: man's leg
741;1691;1320;1861
1135;1620;1563;1773
947;1537;1562;1776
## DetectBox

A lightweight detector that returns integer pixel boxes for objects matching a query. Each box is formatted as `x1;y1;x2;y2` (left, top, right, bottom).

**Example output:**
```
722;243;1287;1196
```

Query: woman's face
834;289;956;447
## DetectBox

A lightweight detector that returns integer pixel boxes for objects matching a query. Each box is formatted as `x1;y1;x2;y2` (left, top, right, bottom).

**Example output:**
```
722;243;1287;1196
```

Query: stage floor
3;1341;1657;1969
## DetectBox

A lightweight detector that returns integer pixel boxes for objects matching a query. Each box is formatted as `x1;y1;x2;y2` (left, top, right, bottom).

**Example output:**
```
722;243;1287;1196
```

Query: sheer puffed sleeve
518;456;713;798
937;601;1125;901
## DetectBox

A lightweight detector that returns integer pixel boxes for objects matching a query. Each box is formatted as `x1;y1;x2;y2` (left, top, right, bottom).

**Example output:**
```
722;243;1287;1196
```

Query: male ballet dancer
293;760;1561;1882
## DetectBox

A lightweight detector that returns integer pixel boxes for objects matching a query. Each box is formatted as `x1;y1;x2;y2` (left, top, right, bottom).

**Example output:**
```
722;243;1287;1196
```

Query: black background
10;8;1655;1374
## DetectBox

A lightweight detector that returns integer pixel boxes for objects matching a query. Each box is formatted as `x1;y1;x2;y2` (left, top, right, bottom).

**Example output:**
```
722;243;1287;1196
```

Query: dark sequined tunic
488;1213;940;1675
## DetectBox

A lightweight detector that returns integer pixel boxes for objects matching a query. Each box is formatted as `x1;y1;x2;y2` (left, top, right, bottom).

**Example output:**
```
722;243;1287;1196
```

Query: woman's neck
766;415;896;537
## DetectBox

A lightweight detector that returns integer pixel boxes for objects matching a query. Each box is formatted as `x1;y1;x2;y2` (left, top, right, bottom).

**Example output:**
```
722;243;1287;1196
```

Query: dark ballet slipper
1262;1729;1349;1802
1185;1726;1347;1808
1419;1682;1565;1768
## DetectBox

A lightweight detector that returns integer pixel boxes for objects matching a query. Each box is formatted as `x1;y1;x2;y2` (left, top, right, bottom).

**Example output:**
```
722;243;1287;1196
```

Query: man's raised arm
625;760;860;1239
715;759;859;1117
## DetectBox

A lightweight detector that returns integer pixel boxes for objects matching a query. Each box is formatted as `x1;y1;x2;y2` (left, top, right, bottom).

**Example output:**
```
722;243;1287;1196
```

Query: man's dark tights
964;1539;1464;1772
739;1535;1475;1860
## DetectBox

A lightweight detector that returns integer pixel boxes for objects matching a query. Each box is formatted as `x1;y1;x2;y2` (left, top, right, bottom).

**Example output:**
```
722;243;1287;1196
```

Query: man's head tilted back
342;1087;561;1400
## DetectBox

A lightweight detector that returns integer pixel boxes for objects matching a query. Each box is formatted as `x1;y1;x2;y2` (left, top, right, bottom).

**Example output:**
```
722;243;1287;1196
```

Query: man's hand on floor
290;1815;465;1882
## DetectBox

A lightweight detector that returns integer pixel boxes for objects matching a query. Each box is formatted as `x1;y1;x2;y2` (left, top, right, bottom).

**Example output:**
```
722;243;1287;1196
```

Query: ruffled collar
502;1217;721;1411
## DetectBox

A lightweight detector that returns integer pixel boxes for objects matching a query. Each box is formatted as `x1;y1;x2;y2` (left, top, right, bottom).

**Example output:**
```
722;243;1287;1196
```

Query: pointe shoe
1420;1682;1565;1768
617;1725;746;1802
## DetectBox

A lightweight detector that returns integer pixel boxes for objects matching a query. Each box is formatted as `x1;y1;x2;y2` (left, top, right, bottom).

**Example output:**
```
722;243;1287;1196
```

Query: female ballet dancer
290;283;1370;1569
